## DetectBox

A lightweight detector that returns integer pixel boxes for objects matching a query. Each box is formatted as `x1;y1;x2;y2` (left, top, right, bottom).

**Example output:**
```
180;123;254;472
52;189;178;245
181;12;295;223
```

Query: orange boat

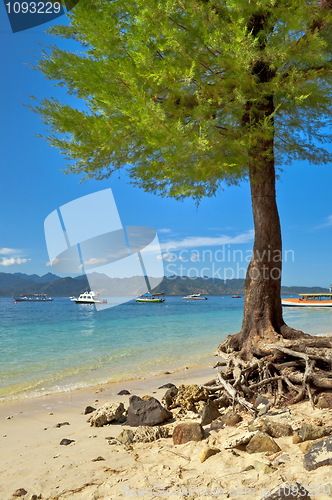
282;286;332;307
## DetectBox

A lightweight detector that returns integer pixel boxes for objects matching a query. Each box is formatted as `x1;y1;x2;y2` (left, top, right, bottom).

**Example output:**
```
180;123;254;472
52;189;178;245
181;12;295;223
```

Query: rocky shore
1;368;332;499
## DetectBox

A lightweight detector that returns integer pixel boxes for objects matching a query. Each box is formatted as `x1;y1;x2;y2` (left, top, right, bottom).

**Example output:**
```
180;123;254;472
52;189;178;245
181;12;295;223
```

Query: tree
36;0;332;406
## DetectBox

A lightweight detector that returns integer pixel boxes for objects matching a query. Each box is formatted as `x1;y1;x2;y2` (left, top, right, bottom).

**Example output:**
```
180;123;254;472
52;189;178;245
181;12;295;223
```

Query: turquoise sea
1;296;331;401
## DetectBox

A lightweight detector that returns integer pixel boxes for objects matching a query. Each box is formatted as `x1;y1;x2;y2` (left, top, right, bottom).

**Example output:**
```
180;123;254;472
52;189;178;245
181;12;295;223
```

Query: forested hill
0;272;328;297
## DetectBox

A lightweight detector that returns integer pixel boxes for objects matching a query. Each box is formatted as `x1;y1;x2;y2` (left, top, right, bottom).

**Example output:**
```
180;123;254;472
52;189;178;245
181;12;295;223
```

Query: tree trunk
238;135;284;356
213;9;331;407
218;95;304;359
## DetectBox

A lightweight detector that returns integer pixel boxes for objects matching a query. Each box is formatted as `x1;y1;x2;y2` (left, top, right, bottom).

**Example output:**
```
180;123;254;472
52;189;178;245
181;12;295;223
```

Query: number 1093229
5;2;62;14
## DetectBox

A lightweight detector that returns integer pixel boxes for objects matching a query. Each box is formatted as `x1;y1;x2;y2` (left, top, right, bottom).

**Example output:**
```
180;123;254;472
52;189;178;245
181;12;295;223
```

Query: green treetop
37;0;332;198
36;0;332;356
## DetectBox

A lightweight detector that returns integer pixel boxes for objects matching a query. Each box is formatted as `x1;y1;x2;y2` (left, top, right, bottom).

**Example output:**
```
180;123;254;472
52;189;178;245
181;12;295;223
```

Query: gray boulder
127;395;172;426
200;400;222;426
303;435;332;471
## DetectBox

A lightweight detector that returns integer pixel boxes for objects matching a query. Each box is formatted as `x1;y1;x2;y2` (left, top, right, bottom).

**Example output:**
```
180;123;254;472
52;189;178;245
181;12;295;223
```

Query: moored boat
70;291;108;304
282;287;332;307
14;294;53;302
182;293;207;300
136;292;165;303
232;295;241;298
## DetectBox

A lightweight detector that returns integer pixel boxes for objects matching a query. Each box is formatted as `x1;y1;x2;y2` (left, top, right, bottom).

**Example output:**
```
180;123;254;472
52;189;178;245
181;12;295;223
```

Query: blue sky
0;6;331;287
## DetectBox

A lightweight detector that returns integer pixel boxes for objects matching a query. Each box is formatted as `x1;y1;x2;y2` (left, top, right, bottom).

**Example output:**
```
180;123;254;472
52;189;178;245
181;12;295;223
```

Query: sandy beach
1;364;332;500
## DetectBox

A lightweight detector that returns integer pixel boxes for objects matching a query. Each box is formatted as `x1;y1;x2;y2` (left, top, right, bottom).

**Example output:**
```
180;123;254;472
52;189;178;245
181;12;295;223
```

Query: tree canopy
36;0;332;200
35;1;332;406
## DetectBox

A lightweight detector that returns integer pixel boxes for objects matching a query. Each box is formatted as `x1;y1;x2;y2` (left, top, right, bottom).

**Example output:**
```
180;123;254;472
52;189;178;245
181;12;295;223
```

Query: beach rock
60;438;75;446
298;440;321;454
303;435;332;471
241;465;255;472
117;429;135;445
117;389;131;395
107;438;119;445
172;422;204;444
260;482;311;499
54;422;70;428
172;384;209;412
162;386;178;409
224;432;256;449
248;418;292;438
199;446;220;462
272;453;291;466
246;432;281;454
293;423;331;443
316;391;332;409
254;395;270;408
253;460;275;475
219;410;242;427
92;456;105;462
89;402;125;427
127;395;172;426
84;406;96;415
158;383;177;389
254;395;271;415
200;400;222;426
133;425;169;443
12;489;28;497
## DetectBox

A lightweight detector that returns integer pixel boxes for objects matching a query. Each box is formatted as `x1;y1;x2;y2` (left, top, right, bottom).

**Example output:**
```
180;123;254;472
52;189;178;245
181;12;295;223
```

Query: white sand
1;366;332;500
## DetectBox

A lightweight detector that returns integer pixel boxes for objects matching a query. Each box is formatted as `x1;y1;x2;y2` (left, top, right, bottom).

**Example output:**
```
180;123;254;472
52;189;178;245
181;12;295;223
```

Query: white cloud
0;257;31;266
157;252;176;262
161;229;254;251
158;228;172;234
316;215;332;229
0;248;21;255
46;258;60;267
84;257;108;266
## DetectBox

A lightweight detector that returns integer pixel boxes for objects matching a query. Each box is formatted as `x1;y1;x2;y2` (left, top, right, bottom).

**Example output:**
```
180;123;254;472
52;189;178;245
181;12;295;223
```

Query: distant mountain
0;272;88;297
13;272;59;283
0;272;329;297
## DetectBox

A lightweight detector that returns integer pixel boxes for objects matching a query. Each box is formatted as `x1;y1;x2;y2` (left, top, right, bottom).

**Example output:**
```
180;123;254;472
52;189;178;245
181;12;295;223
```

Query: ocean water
0;296;331;401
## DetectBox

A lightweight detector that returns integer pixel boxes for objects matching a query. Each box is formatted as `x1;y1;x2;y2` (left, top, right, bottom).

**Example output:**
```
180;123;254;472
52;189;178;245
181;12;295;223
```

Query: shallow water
0;295;331;400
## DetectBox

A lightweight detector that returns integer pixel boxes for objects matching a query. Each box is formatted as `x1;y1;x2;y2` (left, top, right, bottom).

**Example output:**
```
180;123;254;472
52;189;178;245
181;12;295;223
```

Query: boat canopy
299;293;332;298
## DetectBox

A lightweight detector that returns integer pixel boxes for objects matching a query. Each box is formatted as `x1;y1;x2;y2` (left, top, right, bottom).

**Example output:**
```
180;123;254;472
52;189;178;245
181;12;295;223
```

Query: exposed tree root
203;330;332;412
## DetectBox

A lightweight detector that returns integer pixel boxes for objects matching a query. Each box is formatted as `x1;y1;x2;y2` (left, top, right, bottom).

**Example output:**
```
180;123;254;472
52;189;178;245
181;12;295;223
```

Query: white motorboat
182;293;207;300
70;291;108;304
136;292;165;303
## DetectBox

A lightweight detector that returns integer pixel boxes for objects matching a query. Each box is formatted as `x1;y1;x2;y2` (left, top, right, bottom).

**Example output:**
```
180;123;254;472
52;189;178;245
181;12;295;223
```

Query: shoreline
0;361;217;417
0;354;218;408
2;359;332;499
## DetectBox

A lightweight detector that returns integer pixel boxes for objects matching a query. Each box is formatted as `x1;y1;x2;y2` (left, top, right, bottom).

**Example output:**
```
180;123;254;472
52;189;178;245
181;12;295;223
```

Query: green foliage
36;0;332;199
